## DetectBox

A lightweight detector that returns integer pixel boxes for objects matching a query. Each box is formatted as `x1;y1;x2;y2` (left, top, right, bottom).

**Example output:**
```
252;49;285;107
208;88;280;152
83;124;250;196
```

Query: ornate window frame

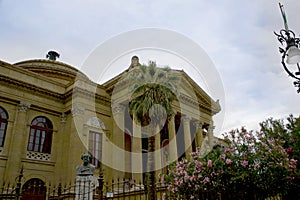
84;117;106;168
0;106;8;152
27;116;53;155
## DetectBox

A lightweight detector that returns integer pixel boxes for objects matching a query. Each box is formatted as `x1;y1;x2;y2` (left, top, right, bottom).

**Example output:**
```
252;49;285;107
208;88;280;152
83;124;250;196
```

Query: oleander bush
165;115;300;200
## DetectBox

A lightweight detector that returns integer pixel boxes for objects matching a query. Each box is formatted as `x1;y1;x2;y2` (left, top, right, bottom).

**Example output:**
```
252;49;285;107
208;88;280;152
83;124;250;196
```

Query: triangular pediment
102;62;220;116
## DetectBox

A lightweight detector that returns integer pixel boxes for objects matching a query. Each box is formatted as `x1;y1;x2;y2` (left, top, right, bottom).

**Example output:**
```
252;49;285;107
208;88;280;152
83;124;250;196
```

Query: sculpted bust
76;153;95;176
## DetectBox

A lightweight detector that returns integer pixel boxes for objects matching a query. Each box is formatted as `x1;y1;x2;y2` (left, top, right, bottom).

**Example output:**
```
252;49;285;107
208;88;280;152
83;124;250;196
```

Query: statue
76;153;95;176
75;153;95;200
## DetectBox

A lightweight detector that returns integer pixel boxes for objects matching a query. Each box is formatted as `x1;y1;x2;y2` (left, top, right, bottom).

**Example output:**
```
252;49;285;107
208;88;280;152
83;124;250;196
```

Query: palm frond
126;60;179;126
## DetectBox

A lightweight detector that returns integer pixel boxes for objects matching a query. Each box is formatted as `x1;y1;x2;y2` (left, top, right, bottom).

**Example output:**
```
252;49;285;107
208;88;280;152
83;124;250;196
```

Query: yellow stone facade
0;57;221;187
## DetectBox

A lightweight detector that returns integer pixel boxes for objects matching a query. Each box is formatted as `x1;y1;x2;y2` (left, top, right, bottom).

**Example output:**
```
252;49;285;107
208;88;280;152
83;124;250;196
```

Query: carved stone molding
72;106;85;117
26;151;51;161
193;120;204;128
61;112;67;122
18;101;31;112
0;74;62;101
179;94;199;107
112;104;126;114
85;117;106;129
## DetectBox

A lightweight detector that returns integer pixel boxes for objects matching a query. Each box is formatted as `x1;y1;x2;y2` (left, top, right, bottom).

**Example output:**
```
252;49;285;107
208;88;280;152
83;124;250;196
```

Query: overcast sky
1;0;299;137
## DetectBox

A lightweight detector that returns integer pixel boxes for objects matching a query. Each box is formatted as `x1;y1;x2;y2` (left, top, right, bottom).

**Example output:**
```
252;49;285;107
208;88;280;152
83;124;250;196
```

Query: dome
14;59;89;85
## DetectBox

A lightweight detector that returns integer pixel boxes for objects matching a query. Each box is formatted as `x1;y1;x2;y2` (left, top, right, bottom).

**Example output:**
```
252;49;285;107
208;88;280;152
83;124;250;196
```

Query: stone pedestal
75;175;94;200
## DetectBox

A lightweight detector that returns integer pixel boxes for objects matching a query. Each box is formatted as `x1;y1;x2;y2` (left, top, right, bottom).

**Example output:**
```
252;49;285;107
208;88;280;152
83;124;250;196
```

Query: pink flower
221;153;226;159
162;192;166;200
254;163;260;170
207;160;212;167
203;177;210;183
245;134;254;140
287;147;293;154
225;148;231;153
289;158;298;169
184;174;189;182
190;175;196;182
241;160;248;167
226;158;232;165
196;160;203;168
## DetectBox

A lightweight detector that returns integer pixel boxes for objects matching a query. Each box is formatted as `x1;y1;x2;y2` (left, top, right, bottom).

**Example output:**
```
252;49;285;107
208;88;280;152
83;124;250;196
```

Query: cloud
0;0;299;136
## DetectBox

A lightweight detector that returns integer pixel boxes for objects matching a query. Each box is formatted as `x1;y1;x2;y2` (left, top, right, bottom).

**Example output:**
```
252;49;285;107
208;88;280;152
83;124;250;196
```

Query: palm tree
128;61;178;200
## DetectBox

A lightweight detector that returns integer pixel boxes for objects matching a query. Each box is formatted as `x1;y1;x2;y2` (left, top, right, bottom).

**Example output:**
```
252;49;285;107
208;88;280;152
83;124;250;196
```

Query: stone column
53;113;68;184
5;101;31;181
208;123;215;149
69;105;86;179
168;115;177;163
132;116;143;182
182;116;192;158
112;104;125;179
154;125;162;172
193;121;204;149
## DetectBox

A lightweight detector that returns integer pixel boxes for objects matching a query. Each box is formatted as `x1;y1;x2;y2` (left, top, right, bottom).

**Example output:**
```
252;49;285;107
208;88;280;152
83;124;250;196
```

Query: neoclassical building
0;55;221;189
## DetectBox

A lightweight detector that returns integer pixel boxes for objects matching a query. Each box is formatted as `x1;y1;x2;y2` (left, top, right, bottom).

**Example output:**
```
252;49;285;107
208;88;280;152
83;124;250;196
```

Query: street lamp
274;3;300;93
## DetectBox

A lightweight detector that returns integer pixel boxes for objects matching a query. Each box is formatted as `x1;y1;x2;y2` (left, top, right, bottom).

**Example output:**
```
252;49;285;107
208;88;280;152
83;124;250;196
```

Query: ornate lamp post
15;166;24;200
274;3;300;93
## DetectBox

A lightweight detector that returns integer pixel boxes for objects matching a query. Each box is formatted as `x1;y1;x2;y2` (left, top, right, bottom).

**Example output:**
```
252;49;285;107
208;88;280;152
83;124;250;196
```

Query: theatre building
0;55;221;192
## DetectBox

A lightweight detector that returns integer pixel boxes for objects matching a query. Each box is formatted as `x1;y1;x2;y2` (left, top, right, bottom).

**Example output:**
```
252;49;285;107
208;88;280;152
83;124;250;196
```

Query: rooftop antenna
46;51;60;61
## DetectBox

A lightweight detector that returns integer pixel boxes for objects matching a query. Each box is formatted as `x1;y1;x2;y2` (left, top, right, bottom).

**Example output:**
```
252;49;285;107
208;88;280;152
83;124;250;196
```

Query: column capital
193;120;204;128
112;104;126;114
169;113;176;119
61;112;67;123
71;105;85;117
182;115;191;123
208;124;215;132
18;101;31;112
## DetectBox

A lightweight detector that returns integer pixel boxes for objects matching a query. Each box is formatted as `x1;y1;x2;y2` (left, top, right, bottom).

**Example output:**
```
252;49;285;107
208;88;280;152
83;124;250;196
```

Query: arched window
0;107;8;147
27;116;53;153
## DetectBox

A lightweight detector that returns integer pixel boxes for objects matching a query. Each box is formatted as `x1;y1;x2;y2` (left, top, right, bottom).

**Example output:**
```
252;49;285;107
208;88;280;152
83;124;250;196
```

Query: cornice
0;75;111;109
179;93;215;115
0;74;63;101
67;87;111;106
179;71;221;114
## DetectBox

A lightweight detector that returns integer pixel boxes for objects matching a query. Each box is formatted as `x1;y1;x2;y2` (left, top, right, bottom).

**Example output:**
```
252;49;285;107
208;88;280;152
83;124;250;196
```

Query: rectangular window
88;131;102;168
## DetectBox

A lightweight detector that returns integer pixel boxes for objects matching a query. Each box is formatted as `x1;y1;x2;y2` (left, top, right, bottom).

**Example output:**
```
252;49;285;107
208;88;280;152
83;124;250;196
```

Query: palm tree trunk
148;134;156;200
148;123;157;200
